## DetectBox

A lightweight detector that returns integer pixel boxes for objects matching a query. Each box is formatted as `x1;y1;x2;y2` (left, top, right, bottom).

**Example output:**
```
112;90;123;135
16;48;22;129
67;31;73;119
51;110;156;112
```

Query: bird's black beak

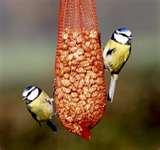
22;97;27;100
129;35;132;40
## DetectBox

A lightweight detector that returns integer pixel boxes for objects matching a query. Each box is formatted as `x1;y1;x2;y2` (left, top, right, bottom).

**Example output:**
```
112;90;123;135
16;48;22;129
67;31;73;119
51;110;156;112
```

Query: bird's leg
45;97;54;105
49;98;54;102
54;111;58;116
45;97;58;117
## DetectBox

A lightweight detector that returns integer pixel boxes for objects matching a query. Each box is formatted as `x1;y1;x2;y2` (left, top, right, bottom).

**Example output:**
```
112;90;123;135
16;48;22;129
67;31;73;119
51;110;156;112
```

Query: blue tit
22;85;58;132
103;27;132;103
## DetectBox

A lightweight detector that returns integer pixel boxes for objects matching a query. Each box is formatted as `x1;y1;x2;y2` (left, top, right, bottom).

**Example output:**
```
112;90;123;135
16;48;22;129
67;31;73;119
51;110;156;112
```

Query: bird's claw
45;98;54;105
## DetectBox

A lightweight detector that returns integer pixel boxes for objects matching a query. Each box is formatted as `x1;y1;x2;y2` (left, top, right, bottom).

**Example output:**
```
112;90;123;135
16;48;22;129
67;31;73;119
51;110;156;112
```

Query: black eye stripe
111;33;131;45
25;85;33;90
115;30;130;38
26;87;36;97
119;33;129;38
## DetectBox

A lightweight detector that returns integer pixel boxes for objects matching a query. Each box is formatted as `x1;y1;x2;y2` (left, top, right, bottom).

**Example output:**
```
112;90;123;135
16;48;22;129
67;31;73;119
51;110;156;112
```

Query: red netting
54;0;107;140
57;0;99;47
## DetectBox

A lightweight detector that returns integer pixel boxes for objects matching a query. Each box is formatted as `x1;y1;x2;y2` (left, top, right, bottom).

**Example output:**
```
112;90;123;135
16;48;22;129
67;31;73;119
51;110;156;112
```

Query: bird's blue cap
115;27;132;39
25;85;34;90
117;27;129;32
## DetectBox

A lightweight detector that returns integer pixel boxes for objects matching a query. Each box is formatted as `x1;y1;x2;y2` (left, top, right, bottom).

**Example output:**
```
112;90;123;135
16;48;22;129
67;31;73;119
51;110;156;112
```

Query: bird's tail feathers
108;74;119;103
46;120;58;132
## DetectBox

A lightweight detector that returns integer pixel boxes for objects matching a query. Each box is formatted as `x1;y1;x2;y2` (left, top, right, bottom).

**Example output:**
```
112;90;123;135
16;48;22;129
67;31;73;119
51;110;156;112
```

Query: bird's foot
45;98;54;104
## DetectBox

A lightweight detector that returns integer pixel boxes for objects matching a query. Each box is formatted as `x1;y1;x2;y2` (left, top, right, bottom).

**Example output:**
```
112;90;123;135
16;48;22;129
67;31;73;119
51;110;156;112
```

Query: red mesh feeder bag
55;0;107;140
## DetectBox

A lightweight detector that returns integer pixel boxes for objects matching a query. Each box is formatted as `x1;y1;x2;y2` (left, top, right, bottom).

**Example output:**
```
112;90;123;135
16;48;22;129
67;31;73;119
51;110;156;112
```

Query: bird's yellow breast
104;39;131;73
28;91;53;121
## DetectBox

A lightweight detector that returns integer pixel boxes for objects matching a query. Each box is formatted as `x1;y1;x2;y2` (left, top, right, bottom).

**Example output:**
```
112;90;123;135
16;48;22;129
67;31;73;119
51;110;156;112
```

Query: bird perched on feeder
103;27;132;103
22;85;57;132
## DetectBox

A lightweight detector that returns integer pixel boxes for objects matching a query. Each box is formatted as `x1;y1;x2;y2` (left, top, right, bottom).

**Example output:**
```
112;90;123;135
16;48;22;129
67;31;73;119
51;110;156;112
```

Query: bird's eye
25;85;34;90
22;86;35;97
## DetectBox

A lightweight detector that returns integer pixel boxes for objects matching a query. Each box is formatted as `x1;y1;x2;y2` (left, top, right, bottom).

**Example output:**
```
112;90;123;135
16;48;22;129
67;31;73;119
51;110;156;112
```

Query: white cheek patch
114;33;128;44
22;86;35;97
22;90;28;97
27;89;39;101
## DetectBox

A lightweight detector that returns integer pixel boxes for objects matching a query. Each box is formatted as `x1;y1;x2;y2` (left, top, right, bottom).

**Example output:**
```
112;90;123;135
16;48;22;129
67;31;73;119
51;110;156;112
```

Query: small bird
22;85;57;132
103;27;132;102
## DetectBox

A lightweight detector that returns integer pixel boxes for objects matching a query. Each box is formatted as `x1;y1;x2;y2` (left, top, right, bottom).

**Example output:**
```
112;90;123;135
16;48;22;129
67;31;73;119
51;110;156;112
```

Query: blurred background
0;0;160;149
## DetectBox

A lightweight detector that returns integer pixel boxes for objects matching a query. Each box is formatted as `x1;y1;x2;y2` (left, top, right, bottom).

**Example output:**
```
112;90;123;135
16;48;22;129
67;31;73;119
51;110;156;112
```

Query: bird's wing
114;46;131;74
46;120;58;132
103;42;116;57
103;46;109;59
103;47;116;70
106;48;116;56
27;107;41;126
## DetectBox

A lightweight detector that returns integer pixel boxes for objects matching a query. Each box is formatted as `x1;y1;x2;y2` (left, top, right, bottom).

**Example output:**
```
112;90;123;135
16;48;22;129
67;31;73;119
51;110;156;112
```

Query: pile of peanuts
55;28;106;138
